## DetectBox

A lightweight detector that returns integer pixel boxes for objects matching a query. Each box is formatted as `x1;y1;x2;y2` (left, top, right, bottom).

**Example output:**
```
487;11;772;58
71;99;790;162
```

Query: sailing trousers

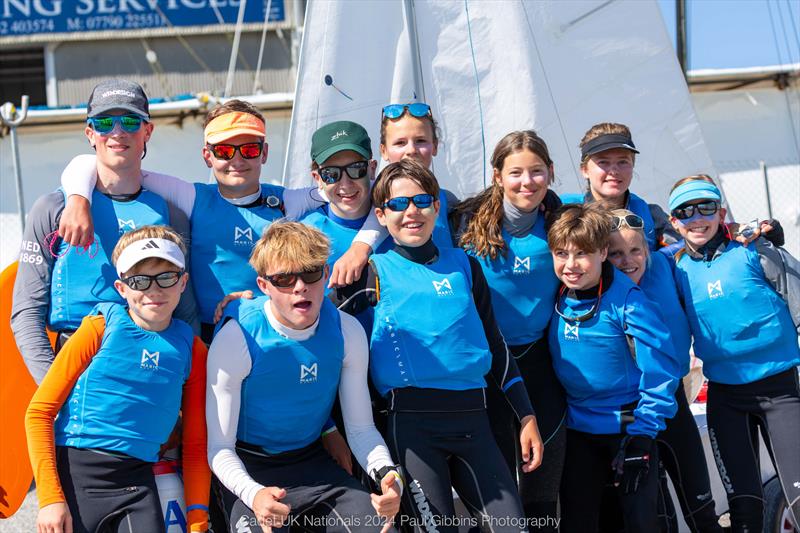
560;429;660;533
487;338;566;531
218;440;380;533
57;446;164;533
706;368;800;533
386;387;528;533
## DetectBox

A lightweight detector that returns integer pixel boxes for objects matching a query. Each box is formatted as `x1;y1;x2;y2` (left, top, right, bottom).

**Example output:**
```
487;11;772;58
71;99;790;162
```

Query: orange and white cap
204;111;266;144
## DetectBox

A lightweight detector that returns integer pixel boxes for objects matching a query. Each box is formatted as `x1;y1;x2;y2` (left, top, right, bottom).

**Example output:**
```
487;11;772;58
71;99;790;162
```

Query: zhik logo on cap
141;349;160;369
432;278;453;296
331;130;348;141
564;323;579;341
300;363;318;383
707;280;724;299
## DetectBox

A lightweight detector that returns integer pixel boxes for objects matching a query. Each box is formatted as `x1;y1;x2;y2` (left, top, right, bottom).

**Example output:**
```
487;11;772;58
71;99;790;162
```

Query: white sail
283;0;715;208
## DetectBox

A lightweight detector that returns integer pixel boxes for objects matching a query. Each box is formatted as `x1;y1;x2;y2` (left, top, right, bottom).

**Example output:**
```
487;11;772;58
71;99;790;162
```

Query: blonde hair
455;130;553;259
669;173;718;192
579;122;634;166
111;225;186;268
547;203;611;253
250;220;330;276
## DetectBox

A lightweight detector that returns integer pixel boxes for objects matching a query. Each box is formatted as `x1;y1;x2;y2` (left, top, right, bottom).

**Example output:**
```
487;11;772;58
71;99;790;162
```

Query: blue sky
657;0;800;70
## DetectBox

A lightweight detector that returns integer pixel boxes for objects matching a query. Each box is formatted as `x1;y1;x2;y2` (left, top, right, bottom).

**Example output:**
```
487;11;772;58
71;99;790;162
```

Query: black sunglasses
671;201;719;220
264;268;324;288
318;161;370;185
121;271;183;291
382;194;435;212
207;142;264;161
611;214;644;231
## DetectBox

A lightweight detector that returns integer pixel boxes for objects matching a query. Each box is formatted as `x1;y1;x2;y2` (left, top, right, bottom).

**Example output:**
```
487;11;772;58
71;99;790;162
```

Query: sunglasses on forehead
120;271;183;291
611;214;644;231
207;142;264;160
382;103;432;120
671;201;719;220
88;115;145;135
263;268;324;288
318;161;370;185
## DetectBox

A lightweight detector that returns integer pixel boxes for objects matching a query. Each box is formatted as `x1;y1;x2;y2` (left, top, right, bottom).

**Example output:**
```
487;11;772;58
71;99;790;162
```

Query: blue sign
0;1;285;37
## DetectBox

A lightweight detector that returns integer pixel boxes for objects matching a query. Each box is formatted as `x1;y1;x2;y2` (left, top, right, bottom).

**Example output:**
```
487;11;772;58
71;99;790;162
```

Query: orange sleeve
182;336;211;532
25;315;105;508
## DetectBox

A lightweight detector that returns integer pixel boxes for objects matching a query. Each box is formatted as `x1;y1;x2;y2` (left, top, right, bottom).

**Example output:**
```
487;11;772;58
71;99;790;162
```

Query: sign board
0;0;284;37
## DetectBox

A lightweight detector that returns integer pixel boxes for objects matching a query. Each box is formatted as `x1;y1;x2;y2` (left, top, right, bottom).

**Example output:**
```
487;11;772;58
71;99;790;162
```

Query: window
0;47;46;107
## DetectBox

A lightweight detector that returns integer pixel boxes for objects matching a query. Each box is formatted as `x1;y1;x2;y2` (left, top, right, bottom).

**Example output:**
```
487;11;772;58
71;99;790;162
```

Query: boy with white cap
26;225;210;533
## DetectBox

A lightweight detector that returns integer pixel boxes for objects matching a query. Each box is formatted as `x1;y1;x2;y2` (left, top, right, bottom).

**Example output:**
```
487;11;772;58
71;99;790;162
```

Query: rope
464;0;487;188
253;0;275;94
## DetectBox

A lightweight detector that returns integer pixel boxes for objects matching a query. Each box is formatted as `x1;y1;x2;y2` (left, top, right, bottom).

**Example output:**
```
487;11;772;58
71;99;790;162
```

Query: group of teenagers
11;78;800;533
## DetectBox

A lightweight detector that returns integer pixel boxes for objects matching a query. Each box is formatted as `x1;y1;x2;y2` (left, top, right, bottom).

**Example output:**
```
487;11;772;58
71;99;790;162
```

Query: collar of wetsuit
684;227;728;261
502;197;538;237
103;188;143;202
571;261;615;300
393;238;439;264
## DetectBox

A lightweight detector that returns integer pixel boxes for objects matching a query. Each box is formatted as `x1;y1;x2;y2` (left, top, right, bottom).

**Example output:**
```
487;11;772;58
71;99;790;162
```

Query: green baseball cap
311;120;372;164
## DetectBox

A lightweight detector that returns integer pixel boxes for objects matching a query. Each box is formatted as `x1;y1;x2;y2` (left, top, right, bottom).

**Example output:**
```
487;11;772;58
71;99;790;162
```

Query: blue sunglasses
382;103;432;120
382;194;435;212
87;114;145;135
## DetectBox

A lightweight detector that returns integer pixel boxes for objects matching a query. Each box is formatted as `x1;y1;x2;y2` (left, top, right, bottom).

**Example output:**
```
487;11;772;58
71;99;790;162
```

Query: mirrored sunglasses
207;142;264;160
88;115;145;135
382;103;432;120
318;161;369;185
382;194;435;212
121;271;183;291
671;201;719;221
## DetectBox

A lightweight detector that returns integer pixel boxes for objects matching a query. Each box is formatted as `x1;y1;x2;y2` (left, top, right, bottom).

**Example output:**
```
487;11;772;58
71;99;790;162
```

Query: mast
676;0;688;76
402;0;426;103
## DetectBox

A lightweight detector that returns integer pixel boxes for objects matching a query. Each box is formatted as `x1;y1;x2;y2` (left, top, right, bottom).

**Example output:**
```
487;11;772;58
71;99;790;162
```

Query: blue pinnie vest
235;297;344;453
638;253;692;378
54;303;193;461
49;189;169;331
674;241;800;385
560;191;657;250
548;269;675;436
190;183;284;324
369;247;490;395
431;191;454;249
469;215;559;345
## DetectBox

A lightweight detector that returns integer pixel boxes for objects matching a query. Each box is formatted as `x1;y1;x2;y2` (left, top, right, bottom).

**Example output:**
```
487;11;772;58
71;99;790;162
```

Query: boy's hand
213;290;254;324
322;429;353;475
37;501;73;533
371;473;402;533
329;242;372;288
519;415;544;473
59;195;94;248
252;487;291;532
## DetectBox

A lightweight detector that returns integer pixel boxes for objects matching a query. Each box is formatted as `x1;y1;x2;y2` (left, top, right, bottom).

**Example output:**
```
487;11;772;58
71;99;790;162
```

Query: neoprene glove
612;435;653;494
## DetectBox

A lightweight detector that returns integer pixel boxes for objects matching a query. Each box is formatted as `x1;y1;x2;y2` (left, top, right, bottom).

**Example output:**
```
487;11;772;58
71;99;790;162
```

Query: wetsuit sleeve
60;154;98;201
206;320;265;509
282;187;327;220
140;170;196;218
337;312;399;488
11;191;64;384
25;315;105;508
649;203;680;246
166;201;201;334
754;238;800;332
182;337;211;532
353;210;390;251
621;288;681;437
466;256;535;421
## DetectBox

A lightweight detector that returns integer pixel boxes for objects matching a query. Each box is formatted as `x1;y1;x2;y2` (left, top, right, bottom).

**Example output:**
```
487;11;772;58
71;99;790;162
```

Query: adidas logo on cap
141;240;160;250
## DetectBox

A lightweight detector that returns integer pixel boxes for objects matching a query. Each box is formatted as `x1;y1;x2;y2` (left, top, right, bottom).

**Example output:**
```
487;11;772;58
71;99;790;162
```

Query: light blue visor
668;181;721;212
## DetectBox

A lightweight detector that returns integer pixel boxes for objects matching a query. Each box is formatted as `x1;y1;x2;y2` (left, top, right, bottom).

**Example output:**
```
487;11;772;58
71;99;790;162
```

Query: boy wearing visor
57;100;384;343
12;79;197;384
669;175;800;532
26;225;210;533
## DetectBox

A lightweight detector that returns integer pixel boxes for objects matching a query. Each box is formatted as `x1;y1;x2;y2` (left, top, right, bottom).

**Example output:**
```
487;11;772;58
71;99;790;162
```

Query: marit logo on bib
141;349;160;370
300;363;318;384
564;323;579;341
432;278;453;296
234;226;254;244
118;218;136;231
707;280;724;299
513;256;531;274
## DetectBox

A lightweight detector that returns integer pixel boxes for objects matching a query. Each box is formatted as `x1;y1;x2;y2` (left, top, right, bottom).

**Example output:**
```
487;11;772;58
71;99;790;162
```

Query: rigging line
766;0;786;66
784;0;800;56
519;0;580;190
139;38;174;98
464;0;487;188
253;0;275;94
776;0;798;65
561;0;616;32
